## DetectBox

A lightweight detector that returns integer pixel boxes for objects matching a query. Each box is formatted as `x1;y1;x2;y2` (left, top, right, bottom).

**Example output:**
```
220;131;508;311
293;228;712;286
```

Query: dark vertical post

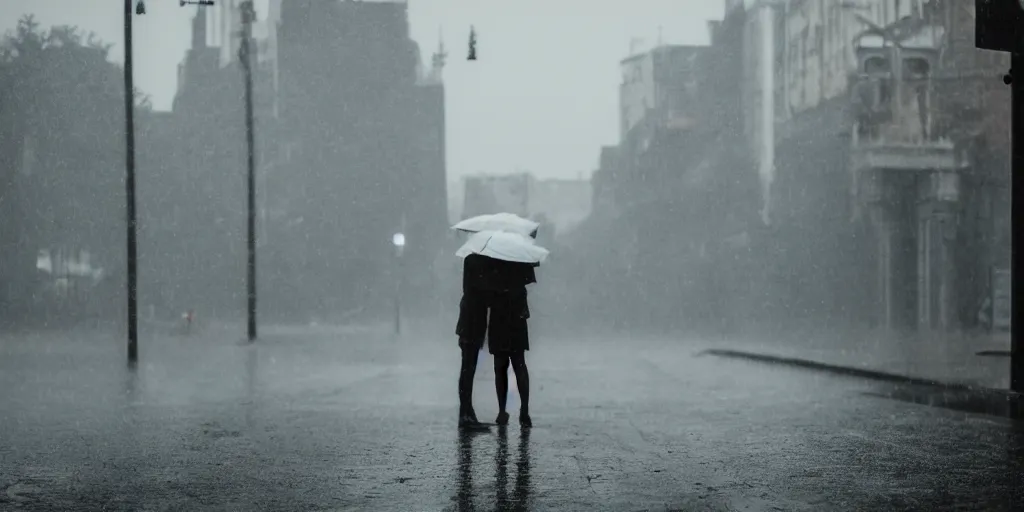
975;0;1023;393
1012;46;1024;393
124;0;139;364
240;1;258;341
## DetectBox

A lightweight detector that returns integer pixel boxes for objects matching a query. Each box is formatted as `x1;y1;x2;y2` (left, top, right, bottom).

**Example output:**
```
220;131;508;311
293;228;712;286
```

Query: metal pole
241;1;258;341
1011;45;1024;393
124;0;139;364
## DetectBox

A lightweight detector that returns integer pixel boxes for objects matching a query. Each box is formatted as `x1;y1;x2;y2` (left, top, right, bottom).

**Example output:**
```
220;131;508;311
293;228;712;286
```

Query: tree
0;16;149;324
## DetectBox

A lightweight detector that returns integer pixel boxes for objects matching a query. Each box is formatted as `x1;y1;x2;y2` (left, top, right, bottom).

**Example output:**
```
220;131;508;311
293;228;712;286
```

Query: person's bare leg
494;353;511;425
510;352;530;427
458;341;481;425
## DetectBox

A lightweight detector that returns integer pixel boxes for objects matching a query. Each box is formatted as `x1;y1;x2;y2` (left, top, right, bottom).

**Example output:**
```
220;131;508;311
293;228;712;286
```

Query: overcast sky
0;0;723;180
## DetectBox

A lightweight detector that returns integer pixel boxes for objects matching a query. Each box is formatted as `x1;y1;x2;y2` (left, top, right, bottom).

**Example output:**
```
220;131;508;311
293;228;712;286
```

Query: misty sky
0;0;723;180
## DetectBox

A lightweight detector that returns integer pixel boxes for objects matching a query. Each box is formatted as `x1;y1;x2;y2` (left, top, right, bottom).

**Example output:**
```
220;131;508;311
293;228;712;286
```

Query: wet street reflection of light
867;384;1024;419
455;430;478;512
3;330;1023;509
453;427;532;511
507;428;531;511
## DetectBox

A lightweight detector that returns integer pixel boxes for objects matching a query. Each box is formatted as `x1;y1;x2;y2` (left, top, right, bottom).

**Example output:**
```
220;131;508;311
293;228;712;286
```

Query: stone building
736;0;1010;332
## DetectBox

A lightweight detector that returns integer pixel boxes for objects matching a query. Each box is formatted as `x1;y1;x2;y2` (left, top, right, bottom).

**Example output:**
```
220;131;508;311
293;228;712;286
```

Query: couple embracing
451;215;548;429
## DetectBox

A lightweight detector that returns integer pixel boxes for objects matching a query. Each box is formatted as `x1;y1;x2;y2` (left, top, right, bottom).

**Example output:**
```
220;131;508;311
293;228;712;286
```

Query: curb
700;348;1020;399
976;350;1012;357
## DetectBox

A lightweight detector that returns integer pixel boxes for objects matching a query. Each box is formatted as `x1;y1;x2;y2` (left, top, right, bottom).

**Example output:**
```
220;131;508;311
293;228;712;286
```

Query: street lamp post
392;233;406;336
240;0;258;342
124;0;139;364
125;0;215;364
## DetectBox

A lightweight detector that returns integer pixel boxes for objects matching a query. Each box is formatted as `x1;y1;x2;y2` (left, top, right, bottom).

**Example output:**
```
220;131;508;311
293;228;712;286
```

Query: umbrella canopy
452;213;539;238
455;230;549;264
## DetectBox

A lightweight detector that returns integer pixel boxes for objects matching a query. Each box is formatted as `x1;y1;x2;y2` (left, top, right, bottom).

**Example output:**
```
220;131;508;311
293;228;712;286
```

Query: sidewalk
706;329;1013;391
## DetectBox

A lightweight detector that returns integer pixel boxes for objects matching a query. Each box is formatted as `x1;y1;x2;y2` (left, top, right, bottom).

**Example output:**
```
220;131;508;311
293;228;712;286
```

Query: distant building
619;45;705;142
528;177;592;236
202;0;282;115
267;0;446;318
206;0;281;68
460;173;591;237
163;6;264;318
163;1;447;320
462;173;531;220
593;145;618;206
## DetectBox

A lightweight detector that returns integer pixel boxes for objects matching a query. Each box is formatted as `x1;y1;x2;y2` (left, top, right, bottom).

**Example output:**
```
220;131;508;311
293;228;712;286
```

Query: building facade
158;1;448;322
460;173;592;238
734;0;1009;332
461;173;532;220
267;0;447;320
575;30;759;333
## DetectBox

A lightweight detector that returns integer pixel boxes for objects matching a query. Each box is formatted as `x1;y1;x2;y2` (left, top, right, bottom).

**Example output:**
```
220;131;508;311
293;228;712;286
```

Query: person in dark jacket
456;253;536;428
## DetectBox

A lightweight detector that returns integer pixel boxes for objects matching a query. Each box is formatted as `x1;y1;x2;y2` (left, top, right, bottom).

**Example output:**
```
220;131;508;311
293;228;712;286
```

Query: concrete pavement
1;326;1022;511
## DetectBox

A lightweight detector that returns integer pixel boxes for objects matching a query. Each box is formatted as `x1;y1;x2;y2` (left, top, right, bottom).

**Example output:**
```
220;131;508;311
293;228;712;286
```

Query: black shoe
496;411;510;426
459;409;484;428
519;412;532;428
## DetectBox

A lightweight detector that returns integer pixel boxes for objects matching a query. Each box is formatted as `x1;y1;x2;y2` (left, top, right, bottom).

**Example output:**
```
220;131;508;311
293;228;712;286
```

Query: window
864;56;889;75
904;57;930;79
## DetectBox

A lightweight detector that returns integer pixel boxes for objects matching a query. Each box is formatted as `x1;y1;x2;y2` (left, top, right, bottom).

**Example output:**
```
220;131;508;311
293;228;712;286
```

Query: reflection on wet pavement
2;330;1023;510
495;427;530;511
454;430;474;511
868;384;1023;419
453;427;532;511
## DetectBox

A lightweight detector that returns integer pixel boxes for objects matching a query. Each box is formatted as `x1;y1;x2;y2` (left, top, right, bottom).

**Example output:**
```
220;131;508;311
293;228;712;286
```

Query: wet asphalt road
0;326;1022;511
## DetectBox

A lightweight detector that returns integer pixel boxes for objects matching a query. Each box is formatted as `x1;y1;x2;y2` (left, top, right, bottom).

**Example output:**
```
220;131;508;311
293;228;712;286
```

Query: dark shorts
456;289;530;354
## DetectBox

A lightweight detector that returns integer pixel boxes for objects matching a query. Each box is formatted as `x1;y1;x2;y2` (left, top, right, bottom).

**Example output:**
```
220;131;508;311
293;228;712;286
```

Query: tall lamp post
124;0;215;365
124;0;140;364
392;232;406;336
240;0;259;342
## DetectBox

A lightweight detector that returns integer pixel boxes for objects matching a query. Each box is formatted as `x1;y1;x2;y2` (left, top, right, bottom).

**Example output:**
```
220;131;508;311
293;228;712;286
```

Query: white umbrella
452;213;539;237
455;230;549;264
